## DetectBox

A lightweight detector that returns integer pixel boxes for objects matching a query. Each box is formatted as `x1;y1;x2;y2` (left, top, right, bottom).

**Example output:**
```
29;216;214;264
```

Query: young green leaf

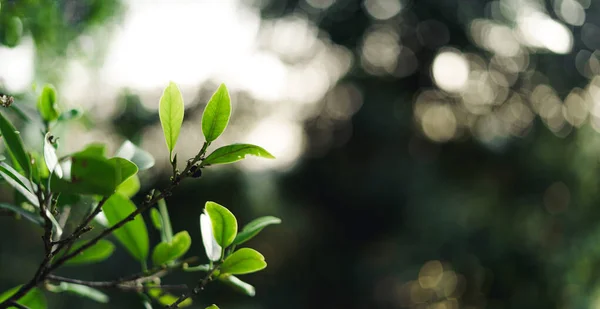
151;231;192;266
233;216;281;245
201;144;275;166
220;248;267;275
0;111;31;176
47;282;109;303
61;239;115;266
43;133;62;178
102;193;149;262
0;203;43;226
116;174;140;198
205;201;238;248
0;286;47;309
37;84;60;122
200;212;221;262
159;81;184;158
108;157;138;186
219;274;256;296
205;305;219;309
148;288;192;307
201;84;231;142
115;140;155;171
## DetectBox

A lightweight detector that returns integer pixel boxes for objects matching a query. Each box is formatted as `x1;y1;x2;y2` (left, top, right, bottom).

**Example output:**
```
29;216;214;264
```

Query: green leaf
0;286;46;309
0;154;5;160
102;193;149;261
0;203;43;226
57;108;82;122
157;198;173;242
150;208;162;230
51;155;116;196
205;305;219;309
201;84;231;142
233;216;281;245
158;81;184;157
205;201;237;248
202;144;275;166
61;239;115;266
219;274;256;296
151;231;192;266
115;140;155;171
148;288;192;307
220;248;267;275
108;157;138;185
0;111;31;176
47;282;109;303
116;174;140;198
43;133;62;177
0;163;37;206
51;153;136;196
37;84;60;122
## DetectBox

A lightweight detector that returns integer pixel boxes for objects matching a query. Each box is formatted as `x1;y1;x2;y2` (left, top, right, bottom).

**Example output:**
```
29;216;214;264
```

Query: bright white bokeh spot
432;51;470;93
517;13;573;54
364;0;403;20
558;0;585;26
0;37;34;92
240;118;305;171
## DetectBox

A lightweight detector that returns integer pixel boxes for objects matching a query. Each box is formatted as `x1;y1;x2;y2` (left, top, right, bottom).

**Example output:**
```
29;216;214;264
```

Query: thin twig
0;142;210;308
166;265;220;308
6;301;30;309
46;275;189;292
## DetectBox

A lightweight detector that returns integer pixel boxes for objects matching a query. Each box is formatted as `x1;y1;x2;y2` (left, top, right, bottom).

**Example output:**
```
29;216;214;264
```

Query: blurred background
2;0;600;308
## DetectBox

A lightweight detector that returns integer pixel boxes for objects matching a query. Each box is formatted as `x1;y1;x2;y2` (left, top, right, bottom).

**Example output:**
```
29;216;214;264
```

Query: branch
0;143;210;308
46;275;189;292
166;265;220;308
6;302;30;309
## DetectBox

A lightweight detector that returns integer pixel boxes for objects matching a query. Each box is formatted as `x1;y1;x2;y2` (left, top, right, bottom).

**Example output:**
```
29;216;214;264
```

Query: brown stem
46;275;189;292
166;265;220;308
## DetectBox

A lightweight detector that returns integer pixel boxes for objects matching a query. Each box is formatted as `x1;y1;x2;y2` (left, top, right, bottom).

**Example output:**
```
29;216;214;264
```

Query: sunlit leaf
37;84;60;122
205;201;237;248
159;81;184;158
201;84;231;142
43;133;62;178
151;231;192;266
108;157;138;185
51;155;116;196
233;216;281;246
115;140;155;171
220;248;267;275
200;212;221;262
60;239;115;266
202;144;274;166
0;111;31;176
116;174;140;198
219;274;256;297
0;286;46;309
47;282;108;303
102;193;149;261
148;288;192;308
77;143;106;157
205;305;219;309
